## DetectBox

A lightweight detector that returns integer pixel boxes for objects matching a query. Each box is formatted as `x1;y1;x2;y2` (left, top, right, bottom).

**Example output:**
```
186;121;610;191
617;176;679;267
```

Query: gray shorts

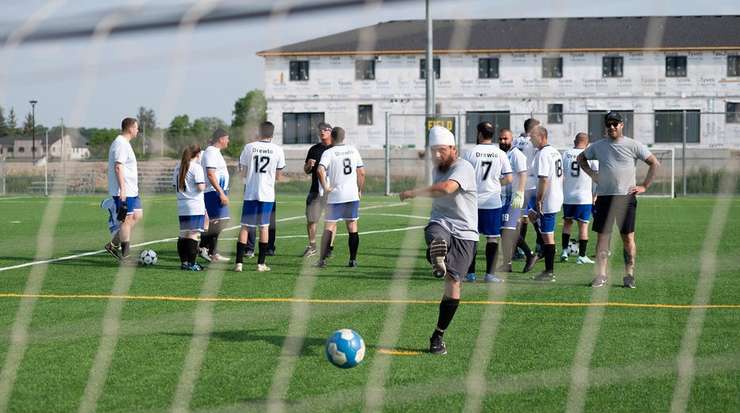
305;192;327;223
425;223;477;281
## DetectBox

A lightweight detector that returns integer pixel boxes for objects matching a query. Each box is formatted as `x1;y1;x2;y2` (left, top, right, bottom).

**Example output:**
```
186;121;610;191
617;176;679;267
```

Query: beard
499;143;511;152
435;157;455;172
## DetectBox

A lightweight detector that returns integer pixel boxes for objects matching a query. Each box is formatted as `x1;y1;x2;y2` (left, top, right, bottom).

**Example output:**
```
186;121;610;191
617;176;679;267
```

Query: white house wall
264;51;740;148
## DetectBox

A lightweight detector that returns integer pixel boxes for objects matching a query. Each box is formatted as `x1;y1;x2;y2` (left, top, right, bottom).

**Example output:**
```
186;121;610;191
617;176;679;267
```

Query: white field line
0;203;413;273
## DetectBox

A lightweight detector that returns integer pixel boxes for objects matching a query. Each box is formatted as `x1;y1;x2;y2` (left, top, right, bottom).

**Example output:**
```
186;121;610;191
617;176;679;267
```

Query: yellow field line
377;349;423;356
0;293;738;310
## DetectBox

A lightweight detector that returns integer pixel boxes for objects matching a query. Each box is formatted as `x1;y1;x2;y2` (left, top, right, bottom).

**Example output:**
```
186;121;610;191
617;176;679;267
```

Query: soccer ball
325;329;365;369
567;239;579;256
139;249;158;266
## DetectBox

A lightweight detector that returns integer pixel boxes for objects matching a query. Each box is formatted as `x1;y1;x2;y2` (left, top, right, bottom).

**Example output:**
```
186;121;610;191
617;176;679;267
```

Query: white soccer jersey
463;144;512;209
107;135;139;197
515;136;539;191
319;144;364;204
239;140;286;202
502;147;528;205
173;160;206;216
562;148;599;205
533;145;564;214
201;145;230;193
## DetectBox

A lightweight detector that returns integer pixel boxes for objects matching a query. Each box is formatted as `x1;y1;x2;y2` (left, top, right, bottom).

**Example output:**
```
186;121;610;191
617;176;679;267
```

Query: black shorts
305;192;327;223
592;195;637;234
424;223;477;281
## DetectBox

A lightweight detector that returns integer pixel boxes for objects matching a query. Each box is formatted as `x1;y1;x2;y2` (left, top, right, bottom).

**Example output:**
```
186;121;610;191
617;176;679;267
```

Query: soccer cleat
347;259;358;268
245;250;255;259
302;246;317;257
180;263;190;271
522;254;539;273
513;247;525;261
326;247;334;259
484;274;504;283
233;263;243;272
429;335;447;355
576;256;595;264
210;253;230;262
188;263;204;272
560;250;569;262
533;271;556;282
257;264;271;272
314;260;327;269
429;239;448;278
464;273;477;282
623;275;636;289
590;275;608;288
104;242;122;260
199;248;212;262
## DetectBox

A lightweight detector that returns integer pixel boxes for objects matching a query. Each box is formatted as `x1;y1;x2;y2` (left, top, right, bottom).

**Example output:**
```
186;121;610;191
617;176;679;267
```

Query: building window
654;110;700;143
542;57;563;78
420;58;440;79
478;58;499;79
728;56;740;77
18;147;25;153
602;56;623;77
282;112;325;144
355;60;375;80
548;104;564;124
666;56;687;77
358;105;373;125
289;60;309;81
727;102;740;123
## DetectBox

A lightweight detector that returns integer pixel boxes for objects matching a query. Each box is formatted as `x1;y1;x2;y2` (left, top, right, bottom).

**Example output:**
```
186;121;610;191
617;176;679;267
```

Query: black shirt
306;142;330;194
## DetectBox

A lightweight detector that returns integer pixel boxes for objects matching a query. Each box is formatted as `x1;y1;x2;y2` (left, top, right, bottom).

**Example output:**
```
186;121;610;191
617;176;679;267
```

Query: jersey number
253;156;270;173
555;159;563;178
570;161;580;177
481;161;492;181
343;158;352;175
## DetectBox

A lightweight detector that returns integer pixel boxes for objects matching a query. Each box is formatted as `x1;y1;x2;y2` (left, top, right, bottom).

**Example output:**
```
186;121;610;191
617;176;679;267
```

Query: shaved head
574;132;589;148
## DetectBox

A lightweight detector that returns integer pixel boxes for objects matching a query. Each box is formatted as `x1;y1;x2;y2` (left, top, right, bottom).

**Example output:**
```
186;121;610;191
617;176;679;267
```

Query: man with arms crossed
498;128;527;272
302;122;333;257
577;112;660;288
105;117;142;261
399;126;478;355
462;121;512;283
561;132;598;264
200;128;231;262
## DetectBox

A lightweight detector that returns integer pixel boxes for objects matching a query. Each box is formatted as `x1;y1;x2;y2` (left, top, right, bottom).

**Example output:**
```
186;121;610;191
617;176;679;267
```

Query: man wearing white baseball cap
400;125;478;355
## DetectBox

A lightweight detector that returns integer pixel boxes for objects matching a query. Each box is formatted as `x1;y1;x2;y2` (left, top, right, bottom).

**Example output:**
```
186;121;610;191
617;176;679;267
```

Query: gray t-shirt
582;136;652;196
429;158;479;241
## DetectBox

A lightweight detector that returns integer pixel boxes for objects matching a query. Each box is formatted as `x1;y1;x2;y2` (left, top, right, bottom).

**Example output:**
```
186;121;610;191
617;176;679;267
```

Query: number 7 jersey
318;144;364;204
239;140;286;202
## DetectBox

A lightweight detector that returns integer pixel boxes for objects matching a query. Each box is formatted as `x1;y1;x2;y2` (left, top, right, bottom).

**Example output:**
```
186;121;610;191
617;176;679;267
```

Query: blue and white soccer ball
325;329;365;369
567;239;579;256
139;249;158;266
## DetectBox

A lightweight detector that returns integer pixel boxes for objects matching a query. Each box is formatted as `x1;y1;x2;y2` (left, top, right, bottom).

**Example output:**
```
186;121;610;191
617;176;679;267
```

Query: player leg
425;223;452;279
317;221;337;268
575;206;594;264
483;207;503;282
256;202;274;271
346;219;359;267
267;203;277;255
533;213;557;282
561;205;574;262
619;195;638;288
235;200;258;272
590;196;614;287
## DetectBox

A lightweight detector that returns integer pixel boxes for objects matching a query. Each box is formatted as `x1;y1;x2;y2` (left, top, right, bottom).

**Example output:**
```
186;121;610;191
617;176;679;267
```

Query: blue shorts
179;215;205;232
241;200;274;227
539;213;557;234
326;201;360;222
563;204;592;223
478;208;503;237
204;191;230;220
525;189;537;212
113;196;142;215
501;204;523;230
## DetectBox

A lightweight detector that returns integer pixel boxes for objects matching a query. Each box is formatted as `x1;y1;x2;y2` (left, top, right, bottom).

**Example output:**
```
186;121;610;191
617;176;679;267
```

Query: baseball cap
212;128;228;140
604;111;623;124
318;122;332;131
428;126;455;147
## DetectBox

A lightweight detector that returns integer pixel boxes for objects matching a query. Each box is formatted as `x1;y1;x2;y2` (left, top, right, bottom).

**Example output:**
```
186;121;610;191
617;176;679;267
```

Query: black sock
485;242;498;275
579;239;588;257
533;222;544;255
121;242;130;257
199;234;210;250
186;239;199;264
320;230;333;260
258;242;268;265
209;234;219;255
467;248;477;274
434;296;460;336
517;237;532;258
348;232;359;260
268;227;276;251
561;233;571;251
177;238;187;264
544;244;556;272
520;222;528;240
236;242;246;264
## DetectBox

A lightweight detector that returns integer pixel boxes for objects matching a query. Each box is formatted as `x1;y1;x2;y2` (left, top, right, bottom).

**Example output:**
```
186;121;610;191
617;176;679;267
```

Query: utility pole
424;0;434;185
29;100;38;161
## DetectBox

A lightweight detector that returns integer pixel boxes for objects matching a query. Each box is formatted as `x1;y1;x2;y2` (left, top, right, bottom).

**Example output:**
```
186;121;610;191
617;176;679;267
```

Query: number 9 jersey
239;140;286;202
318;144;364;204
533;145;564;214
562;148;599;205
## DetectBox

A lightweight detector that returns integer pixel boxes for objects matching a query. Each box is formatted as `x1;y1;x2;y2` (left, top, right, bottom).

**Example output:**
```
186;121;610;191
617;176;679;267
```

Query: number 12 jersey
239;140;286;202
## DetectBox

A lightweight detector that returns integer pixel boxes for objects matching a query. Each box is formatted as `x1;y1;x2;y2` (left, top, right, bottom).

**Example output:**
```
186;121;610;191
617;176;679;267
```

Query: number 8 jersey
533;145;564;214
318;144;364;204
239;140;286;202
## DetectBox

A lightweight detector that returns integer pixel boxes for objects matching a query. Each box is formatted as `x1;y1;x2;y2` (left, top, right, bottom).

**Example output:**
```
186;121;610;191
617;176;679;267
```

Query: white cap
428;126;455;147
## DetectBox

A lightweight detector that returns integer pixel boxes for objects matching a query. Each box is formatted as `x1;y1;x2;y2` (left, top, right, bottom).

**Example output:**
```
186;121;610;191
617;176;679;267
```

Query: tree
7;108;18;134
0;106;7;137
23;112;34;136
81;128;119;159
166;114;192;155
137;106;156;135
228;89;266;157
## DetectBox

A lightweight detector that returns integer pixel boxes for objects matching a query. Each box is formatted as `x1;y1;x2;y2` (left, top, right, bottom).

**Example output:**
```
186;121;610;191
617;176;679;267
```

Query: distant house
0;130;89;160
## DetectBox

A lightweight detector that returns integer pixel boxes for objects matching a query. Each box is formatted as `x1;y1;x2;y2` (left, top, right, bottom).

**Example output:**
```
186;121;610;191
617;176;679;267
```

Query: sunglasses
320;128;331;132
606;122;621;128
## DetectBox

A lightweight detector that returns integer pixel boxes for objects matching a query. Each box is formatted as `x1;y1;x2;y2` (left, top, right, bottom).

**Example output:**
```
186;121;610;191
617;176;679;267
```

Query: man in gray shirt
400;126;478;355
577;112;660;288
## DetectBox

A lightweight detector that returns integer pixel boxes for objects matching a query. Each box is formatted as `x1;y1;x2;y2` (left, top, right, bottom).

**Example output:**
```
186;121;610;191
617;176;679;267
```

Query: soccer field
0;194;738;412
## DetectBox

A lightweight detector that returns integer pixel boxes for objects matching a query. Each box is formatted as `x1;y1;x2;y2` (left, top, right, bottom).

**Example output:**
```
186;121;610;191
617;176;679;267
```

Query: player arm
516;171;526;193
577;153;598;182
536;176;549;211
499;173;512;186
114;162;126;200
317;165;330;192
399;179;460;201
630;154;660;194
356;166;365;196
304;159;315;174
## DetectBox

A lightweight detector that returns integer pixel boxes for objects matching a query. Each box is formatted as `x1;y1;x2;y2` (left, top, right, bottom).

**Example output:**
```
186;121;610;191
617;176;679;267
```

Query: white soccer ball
325;329;365;369
139;249;158;266
567;240;579;256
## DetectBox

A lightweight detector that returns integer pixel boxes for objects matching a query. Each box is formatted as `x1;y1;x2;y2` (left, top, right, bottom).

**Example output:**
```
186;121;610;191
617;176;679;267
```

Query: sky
1;0;738;129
